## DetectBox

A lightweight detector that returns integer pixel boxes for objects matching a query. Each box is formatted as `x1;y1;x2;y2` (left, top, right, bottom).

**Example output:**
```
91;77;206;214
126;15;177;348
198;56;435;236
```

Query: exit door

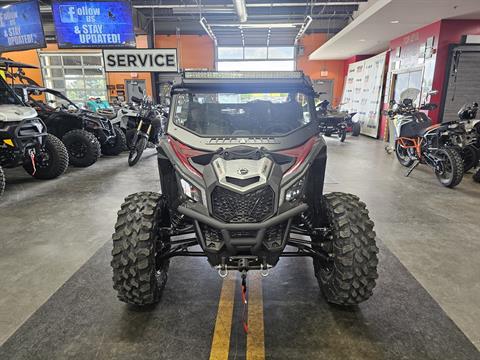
125;80;146;102
312;79;334;104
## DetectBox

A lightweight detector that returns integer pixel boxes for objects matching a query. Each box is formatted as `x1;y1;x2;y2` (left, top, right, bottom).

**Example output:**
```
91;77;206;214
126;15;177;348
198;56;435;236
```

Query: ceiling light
294;16;313;45
239;23;298;29
200;17;217;46
390;20;400;24
359;39;367;42
233;0;248;23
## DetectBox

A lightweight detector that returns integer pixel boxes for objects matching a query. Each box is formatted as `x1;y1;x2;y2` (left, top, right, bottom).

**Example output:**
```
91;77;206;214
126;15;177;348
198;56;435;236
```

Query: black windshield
172;91;315;137
0;77;23;105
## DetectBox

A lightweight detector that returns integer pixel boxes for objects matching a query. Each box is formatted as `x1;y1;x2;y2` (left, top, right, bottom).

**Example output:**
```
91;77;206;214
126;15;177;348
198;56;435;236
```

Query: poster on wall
52;0;136;49
0;0;46;52
340;52;387;138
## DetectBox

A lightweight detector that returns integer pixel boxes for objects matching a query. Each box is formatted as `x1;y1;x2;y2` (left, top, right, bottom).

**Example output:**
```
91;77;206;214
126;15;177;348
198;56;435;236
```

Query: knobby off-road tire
339;129;347;142
101;126;127;156
0;165;5;197
111;192;170;306
128;136;147;167
23;134;69;180
63;129;101;167
351;122;361;137
314;192;379;305
435;148;464;188
473;168;480;183
461;144;479;173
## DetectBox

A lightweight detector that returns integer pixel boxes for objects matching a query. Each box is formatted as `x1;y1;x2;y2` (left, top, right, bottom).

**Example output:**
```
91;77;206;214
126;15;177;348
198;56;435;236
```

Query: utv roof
0;58;39;70
172;71;315;94
14;84;65;98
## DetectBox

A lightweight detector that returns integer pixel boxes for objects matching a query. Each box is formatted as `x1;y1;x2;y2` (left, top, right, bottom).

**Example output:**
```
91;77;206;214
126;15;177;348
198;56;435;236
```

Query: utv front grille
211;186;275;223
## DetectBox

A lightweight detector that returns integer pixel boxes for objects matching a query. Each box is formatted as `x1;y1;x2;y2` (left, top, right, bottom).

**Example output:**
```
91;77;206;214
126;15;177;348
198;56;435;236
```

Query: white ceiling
309;0;480;60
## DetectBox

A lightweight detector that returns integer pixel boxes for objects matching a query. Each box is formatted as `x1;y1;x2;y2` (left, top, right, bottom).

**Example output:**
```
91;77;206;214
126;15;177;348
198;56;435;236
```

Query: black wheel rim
318;234;335;282
69;141;87;159
437;153;454;181
396;143;411;162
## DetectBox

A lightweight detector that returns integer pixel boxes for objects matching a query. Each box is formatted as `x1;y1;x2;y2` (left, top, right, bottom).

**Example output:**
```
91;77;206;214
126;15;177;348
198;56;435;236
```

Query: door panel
125;80;146;103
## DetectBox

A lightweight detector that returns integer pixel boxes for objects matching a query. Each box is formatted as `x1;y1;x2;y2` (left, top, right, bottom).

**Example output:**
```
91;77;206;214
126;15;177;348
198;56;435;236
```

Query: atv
316;100;360;141
15;85;126;167
110;71;379;306
0;75;68;194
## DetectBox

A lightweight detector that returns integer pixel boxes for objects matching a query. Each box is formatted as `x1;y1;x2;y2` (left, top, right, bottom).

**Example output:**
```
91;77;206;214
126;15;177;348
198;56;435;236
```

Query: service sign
0;0;46;52
52;0;136;49
103;49;179;72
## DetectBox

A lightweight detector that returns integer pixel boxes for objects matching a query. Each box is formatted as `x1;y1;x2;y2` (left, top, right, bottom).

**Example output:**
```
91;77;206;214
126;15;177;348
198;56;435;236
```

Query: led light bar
184;71;304;80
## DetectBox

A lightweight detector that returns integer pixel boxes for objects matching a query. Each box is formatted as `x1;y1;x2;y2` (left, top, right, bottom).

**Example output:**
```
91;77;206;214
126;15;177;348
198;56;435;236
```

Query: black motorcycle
386;98;465;188
127;94;162;166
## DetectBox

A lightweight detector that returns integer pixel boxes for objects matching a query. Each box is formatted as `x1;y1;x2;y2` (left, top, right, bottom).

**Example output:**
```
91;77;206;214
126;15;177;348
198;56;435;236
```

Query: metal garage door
442;45;480;122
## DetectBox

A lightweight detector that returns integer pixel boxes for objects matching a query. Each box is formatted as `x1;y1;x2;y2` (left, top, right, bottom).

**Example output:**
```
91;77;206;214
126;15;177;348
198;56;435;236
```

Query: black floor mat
1;241;479;360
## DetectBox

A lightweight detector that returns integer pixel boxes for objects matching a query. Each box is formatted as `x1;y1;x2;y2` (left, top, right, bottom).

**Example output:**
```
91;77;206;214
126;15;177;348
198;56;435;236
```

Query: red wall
381;19;480;138
432;20;480;119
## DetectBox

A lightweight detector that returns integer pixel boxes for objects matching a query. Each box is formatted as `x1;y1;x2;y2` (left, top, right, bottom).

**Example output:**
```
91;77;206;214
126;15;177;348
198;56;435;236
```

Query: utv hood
0;105;38;122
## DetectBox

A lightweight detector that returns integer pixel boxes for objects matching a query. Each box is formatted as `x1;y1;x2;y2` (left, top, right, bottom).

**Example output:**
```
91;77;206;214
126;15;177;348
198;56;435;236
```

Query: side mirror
420;103;438;111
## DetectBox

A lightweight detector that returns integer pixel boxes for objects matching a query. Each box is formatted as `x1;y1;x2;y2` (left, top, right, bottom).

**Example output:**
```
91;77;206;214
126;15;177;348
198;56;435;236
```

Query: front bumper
0;118;47;167
177;202;308;254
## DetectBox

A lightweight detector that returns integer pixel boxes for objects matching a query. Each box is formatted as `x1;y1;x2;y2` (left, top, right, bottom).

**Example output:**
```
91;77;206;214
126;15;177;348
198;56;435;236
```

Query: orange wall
155;35;215;70
3;48;42;86
296;34;346;107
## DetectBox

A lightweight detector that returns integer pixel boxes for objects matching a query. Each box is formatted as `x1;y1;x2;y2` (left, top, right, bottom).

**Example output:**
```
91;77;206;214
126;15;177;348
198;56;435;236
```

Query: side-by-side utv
15;85;125;167
0;76;68;197
111;71;379;306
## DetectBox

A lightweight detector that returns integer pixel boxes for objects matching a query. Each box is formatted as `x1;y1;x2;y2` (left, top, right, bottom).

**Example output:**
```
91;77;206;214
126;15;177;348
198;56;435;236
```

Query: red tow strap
29;149;37;176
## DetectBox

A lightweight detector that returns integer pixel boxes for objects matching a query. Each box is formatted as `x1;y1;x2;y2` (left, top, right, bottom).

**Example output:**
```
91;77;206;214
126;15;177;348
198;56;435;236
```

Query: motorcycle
386;97;465;188
127;91;163;166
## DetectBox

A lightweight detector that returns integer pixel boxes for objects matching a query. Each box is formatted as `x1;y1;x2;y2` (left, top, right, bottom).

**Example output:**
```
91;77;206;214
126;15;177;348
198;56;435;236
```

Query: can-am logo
237;168;249;175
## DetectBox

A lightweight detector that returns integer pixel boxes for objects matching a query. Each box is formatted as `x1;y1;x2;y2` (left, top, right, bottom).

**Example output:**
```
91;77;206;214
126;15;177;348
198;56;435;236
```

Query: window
217;46;295;72
39;53;107;105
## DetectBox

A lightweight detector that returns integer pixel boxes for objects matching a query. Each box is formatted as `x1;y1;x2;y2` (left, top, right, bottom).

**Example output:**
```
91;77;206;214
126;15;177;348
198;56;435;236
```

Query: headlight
180;178;202;203
285;177;305;202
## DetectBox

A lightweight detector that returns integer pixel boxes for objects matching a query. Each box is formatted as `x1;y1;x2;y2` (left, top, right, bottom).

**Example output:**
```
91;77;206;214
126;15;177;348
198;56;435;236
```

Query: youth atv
0;76;68;194
111;71;379;306
316;100;360;141
15;85;126;167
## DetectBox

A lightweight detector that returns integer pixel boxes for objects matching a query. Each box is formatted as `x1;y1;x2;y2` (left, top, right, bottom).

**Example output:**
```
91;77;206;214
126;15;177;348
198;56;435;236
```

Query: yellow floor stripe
247;272;265;360
209;273;236;360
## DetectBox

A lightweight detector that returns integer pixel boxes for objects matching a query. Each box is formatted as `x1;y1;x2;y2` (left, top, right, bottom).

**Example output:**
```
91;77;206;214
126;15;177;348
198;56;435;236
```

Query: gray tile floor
0;136;479;351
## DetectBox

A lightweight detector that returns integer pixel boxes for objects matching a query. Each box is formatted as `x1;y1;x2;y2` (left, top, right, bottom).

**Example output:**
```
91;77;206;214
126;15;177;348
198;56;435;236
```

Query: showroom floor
0;136;479;359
